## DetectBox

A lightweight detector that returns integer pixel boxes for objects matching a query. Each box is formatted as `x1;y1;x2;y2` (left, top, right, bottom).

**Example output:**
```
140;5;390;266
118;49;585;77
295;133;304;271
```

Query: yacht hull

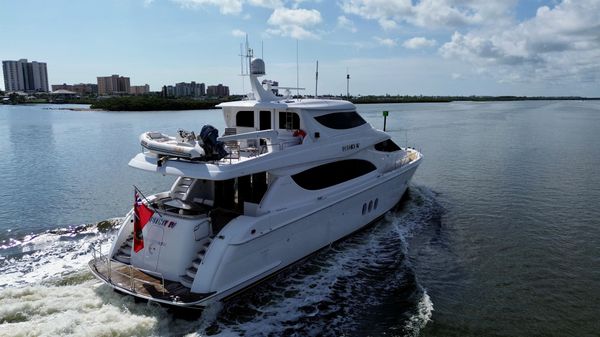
191;161;420;307
89;158;419;308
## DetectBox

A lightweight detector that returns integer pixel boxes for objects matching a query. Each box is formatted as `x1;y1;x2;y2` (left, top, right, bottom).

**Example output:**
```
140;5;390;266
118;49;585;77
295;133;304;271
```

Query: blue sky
1;0;599;96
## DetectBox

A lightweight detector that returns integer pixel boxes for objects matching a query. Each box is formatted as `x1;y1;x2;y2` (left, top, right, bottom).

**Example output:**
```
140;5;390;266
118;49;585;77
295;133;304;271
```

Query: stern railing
90;245;166;296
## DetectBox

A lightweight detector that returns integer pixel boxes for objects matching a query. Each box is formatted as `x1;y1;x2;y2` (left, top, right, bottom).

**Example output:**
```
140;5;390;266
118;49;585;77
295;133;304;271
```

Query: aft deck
89;250;211;306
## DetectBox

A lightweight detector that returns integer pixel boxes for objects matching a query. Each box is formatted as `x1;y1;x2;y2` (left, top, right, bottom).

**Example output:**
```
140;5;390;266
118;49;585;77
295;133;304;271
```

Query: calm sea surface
0;101;598;336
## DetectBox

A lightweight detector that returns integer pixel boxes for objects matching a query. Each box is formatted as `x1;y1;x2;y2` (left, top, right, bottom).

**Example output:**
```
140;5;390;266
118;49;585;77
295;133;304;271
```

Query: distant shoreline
3;95;599;111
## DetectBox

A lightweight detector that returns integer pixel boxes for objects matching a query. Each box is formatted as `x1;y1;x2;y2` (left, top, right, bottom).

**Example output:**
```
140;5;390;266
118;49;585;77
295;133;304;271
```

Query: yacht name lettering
342;143;360;151
150;217;177;228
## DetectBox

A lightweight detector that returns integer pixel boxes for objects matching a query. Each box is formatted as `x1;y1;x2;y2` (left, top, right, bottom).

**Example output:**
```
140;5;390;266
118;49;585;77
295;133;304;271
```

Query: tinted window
260;110;271;130
374;139;401;152
291;159;376;190
279;111;300;129
236;111;254;127
314;111;366;130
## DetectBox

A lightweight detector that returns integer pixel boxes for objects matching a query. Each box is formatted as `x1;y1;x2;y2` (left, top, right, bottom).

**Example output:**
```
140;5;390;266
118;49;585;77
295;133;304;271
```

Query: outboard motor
200;125;229;160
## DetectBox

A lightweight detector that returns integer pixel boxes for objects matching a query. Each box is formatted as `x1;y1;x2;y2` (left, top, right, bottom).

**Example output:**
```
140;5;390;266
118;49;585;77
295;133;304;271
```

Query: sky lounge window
279;111;300;129
236;110;254;127
374;139;401;152
314;111;366;130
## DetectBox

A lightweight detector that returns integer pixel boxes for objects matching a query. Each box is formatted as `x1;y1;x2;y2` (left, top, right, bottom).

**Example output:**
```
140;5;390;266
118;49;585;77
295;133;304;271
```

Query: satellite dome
250;58;266;76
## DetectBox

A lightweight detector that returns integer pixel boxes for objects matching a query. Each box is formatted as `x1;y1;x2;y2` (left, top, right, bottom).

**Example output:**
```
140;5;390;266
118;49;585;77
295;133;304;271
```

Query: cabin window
314;111;366;130
374;139;401;152
236;110;254;127
279;111;300;130
260;110;271;130
291;159;376;190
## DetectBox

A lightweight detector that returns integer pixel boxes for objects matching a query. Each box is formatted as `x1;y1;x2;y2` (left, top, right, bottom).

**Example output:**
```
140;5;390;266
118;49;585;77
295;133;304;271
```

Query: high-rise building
162;82;205;97
174;81;205;97
97;75;130;95
206;84;229;97
130;84;150;95
2;59;49;92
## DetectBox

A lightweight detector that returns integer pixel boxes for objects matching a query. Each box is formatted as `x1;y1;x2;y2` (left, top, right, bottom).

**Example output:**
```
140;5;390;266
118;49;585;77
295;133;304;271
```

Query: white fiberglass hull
188;160;420;307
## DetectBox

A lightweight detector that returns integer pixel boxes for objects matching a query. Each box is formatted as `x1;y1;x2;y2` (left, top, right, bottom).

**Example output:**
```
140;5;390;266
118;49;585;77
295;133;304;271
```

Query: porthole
368;200;373;212
374;198;379;210
362;203;367;215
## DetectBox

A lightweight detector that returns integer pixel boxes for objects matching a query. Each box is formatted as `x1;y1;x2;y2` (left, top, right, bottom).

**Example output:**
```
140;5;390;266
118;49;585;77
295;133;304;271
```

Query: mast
315;60;319;98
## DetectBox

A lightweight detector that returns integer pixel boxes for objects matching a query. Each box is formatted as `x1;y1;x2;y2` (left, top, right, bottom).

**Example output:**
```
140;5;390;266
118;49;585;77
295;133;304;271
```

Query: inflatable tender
140;130;205;159
140;126;229;161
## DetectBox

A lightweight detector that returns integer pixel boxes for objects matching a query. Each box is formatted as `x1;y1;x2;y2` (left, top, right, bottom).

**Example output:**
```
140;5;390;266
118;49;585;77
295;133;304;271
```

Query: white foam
404;290;434;337
0;281;161;337
0;220;120;289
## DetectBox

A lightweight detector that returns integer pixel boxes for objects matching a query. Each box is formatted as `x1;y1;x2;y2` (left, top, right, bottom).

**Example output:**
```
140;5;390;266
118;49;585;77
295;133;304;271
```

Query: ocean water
0;101;599;336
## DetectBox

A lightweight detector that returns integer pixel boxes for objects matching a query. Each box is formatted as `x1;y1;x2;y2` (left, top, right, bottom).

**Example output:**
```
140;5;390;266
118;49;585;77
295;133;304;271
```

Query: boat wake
0;185;440;337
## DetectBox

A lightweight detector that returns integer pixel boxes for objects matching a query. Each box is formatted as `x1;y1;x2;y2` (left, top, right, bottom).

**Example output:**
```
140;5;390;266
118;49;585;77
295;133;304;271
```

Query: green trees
90;96;224;111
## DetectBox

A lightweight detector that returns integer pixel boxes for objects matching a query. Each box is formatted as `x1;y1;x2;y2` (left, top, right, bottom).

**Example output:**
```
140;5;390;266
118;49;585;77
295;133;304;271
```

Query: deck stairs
171;177;194;200
114;235;133;264
180;236;214;288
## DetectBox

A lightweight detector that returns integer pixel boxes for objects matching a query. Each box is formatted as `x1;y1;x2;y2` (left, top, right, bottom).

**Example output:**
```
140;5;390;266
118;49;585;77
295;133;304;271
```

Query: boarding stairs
114;235;133;264
180;236;214;288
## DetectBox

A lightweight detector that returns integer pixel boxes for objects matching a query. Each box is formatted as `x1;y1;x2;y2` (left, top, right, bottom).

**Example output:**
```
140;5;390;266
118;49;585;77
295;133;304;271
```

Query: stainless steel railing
90;245;166;296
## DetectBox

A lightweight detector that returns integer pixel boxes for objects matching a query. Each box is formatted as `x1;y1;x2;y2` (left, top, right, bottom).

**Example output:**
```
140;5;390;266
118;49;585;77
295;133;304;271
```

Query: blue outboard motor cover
200;125;229;160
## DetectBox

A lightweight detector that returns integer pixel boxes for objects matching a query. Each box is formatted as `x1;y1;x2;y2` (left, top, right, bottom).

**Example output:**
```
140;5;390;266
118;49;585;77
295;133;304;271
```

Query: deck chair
223;127;240;159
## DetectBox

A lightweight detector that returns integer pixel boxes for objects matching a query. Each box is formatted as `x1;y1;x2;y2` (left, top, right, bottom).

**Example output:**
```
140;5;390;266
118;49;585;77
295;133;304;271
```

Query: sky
1;0;599;96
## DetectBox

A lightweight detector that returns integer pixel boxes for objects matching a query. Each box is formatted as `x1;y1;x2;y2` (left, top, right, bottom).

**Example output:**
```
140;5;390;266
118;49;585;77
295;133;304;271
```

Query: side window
278;111;300;129
236;111;254;127
374;139;401;152
314;111;366;129
291;159;376;190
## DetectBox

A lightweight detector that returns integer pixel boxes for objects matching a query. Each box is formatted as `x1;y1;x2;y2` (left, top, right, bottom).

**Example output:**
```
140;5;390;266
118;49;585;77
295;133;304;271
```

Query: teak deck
89;260;208;304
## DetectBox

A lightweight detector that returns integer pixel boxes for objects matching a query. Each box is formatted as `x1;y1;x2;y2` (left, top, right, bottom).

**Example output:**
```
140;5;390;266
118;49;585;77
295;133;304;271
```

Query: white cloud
337;15;357;33
440;0;600;83
403;37;437;49
143;0;154;7
374;37;397;47
248;0;282;9
172;0;244;15
339;0;516;30
171;0;281;14
266;7;322;39
231;29;247;37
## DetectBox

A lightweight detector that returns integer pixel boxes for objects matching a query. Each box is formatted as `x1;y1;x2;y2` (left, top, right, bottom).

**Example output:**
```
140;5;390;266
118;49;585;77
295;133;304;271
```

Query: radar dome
250;58;266;76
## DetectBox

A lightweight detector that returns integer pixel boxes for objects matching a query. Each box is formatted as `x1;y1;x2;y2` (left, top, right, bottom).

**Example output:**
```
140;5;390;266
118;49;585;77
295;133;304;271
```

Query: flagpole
133;185;162;218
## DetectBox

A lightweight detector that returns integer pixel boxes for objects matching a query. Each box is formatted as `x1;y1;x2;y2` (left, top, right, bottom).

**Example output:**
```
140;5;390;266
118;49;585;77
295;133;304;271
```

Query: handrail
90;244;166;296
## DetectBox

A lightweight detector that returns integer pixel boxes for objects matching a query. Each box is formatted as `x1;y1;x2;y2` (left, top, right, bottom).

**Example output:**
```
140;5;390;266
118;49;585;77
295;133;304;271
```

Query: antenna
239;43;245;93
261;40;264;59
315;60;319;98
296;40;299;96
346;67;350;98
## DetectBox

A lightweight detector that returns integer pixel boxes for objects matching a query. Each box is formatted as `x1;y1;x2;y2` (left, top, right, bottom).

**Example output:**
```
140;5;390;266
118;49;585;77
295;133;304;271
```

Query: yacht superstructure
89;58;422;307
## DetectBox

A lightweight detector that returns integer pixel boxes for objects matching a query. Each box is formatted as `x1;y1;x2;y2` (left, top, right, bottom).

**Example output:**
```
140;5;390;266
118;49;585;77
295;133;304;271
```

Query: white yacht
89;58;422;308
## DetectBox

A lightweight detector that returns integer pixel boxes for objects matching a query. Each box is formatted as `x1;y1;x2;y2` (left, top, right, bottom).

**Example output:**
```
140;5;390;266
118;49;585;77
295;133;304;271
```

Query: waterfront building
175;81;205;97
162;82;205;97
2;59;49;92
51;83;97;95
97;75;130;95
130;84;150;95
206;84;229;97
